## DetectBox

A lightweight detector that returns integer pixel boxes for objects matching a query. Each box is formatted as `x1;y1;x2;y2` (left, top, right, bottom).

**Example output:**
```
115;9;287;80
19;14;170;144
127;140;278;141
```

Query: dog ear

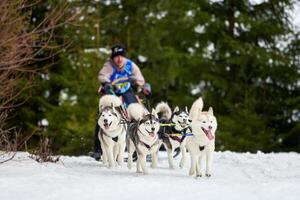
173;106;179;113
185;106;189;113
208;107;214;115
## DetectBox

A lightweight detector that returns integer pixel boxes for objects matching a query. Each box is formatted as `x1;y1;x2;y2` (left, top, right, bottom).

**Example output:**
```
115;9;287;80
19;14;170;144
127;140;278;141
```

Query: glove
128;75;137;85
102;82;113;94
142;83;151;96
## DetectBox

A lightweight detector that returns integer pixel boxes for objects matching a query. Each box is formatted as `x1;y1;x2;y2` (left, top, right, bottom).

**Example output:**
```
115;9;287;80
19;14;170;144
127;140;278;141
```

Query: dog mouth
201;127;215;140
178;121;188;128
145;129;155;137
103;121;112;129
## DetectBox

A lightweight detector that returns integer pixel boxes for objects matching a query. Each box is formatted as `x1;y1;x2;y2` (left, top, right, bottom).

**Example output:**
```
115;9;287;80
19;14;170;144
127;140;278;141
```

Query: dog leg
165;144;174;169
179;145;186;168
205;149;214;177
117;143;126;166
189;154;196;176
196;155;202;177
139;154;148;175
107;145;115;168
136;154;142;173
127;141;135;170
113;145;119;165
99;134;108;166
151;150;158;169
102;150;108;166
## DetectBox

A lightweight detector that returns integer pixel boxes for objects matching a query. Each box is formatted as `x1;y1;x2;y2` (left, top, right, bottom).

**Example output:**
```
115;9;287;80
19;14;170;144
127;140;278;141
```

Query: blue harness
110;60;133;95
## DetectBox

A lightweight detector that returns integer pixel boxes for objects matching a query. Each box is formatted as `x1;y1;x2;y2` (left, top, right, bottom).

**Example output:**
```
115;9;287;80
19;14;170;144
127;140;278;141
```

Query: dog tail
127;103;146;121
155;102;172;120
99;94;122;109
189;97;204;119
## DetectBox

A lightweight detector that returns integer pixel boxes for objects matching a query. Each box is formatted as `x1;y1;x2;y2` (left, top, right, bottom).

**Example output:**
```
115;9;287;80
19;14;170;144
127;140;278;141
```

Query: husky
126;103;160;175
155;102;192;169
98;95;127;168
186;97;217;177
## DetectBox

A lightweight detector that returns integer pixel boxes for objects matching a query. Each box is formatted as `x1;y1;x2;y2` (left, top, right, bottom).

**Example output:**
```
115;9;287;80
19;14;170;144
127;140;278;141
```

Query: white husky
98;95;127;168
126;103;160;175
155;102;191;169
186;97;217;177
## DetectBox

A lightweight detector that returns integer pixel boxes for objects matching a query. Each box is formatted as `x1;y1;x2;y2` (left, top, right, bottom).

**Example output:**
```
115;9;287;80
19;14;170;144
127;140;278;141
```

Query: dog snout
151;127;155;132
208;125;212;130
104;119;108;123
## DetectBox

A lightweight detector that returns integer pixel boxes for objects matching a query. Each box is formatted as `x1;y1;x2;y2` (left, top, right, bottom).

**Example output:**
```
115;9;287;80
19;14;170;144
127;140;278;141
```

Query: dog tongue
149;132;155;137
206;130;214;140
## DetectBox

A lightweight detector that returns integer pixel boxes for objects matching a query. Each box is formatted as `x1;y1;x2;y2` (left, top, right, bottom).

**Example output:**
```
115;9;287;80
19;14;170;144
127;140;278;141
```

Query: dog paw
151;164;157;169
179;162;184;168
196;174;202;178
205;173;212;177
127;164;132;169
189;169;195;176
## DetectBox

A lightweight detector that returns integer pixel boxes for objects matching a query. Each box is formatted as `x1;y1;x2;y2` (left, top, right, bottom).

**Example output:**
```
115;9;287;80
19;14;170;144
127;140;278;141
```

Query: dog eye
202;121;206;123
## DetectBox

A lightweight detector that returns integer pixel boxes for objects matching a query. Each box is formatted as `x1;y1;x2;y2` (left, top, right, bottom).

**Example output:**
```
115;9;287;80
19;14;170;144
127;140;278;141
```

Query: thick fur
186;97;217;177
126;103;160;175
156;102;191;169
98;95;126;168
99;94;122;108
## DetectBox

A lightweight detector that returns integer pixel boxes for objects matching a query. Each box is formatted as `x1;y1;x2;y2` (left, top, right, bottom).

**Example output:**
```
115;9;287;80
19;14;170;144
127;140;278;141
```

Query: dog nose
151;127;155;132
208;125;212;130
183;119;187;122
104;119;108;123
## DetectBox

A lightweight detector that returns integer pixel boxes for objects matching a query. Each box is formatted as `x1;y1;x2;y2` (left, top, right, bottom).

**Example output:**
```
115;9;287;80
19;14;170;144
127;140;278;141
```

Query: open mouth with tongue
103;121;112;129
201;127;215;140
146;129;155;137
179;121;186;128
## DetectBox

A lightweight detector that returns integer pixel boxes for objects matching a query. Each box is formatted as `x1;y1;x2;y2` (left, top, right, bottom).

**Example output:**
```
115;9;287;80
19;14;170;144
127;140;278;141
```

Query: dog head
192;107;217;141
172;106;192;129
138;109;160;140
98;106;121;131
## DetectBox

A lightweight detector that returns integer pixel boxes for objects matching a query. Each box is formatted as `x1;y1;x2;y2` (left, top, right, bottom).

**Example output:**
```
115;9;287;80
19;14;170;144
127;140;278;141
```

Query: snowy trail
0;151;299;200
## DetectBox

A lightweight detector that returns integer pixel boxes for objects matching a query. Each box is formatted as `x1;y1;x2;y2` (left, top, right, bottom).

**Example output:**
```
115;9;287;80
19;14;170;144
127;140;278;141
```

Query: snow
0;151;300;200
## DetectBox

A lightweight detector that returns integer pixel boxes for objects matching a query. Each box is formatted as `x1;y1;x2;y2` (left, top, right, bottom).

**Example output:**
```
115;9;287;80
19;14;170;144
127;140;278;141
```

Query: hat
111;45;126;59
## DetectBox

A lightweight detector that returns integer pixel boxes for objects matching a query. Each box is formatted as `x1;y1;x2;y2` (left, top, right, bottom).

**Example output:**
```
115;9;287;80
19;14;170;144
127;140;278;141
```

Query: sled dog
98;95;127;168
126;103;160;174
155;102;191;168
186;97;217;177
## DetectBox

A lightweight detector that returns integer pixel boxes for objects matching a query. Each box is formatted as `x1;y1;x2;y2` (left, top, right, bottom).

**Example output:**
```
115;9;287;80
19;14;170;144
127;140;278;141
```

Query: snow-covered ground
0;151;299;200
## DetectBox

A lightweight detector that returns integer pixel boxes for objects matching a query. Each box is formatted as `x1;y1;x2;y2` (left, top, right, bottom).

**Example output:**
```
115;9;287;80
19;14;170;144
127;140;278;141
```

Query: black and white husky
155;102;192;169
186;97;217;177
126;103;160;175
98;95;127;168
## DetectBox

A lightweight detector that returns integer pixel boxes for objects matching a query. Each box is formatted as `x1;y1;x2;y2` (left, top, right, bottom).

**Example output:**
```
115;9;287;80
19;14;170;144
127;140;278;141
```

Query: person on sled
92;44;151;161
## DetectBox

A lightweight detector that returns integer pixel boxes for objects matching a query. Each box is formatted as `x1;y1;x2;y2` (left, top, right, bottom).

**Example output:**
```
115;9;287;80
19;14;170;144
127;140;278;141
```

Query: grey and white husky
126;103;160;175
155;102;192;169
98;95;127;168
186;97;217;177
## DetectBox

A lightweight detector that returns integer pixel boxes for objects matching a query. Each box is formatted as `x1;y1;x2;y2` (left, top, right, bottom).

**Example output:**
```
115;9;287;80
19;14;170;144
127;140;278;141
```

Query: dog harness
110;59;133;95
199;146;205;151
169;126;192;143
